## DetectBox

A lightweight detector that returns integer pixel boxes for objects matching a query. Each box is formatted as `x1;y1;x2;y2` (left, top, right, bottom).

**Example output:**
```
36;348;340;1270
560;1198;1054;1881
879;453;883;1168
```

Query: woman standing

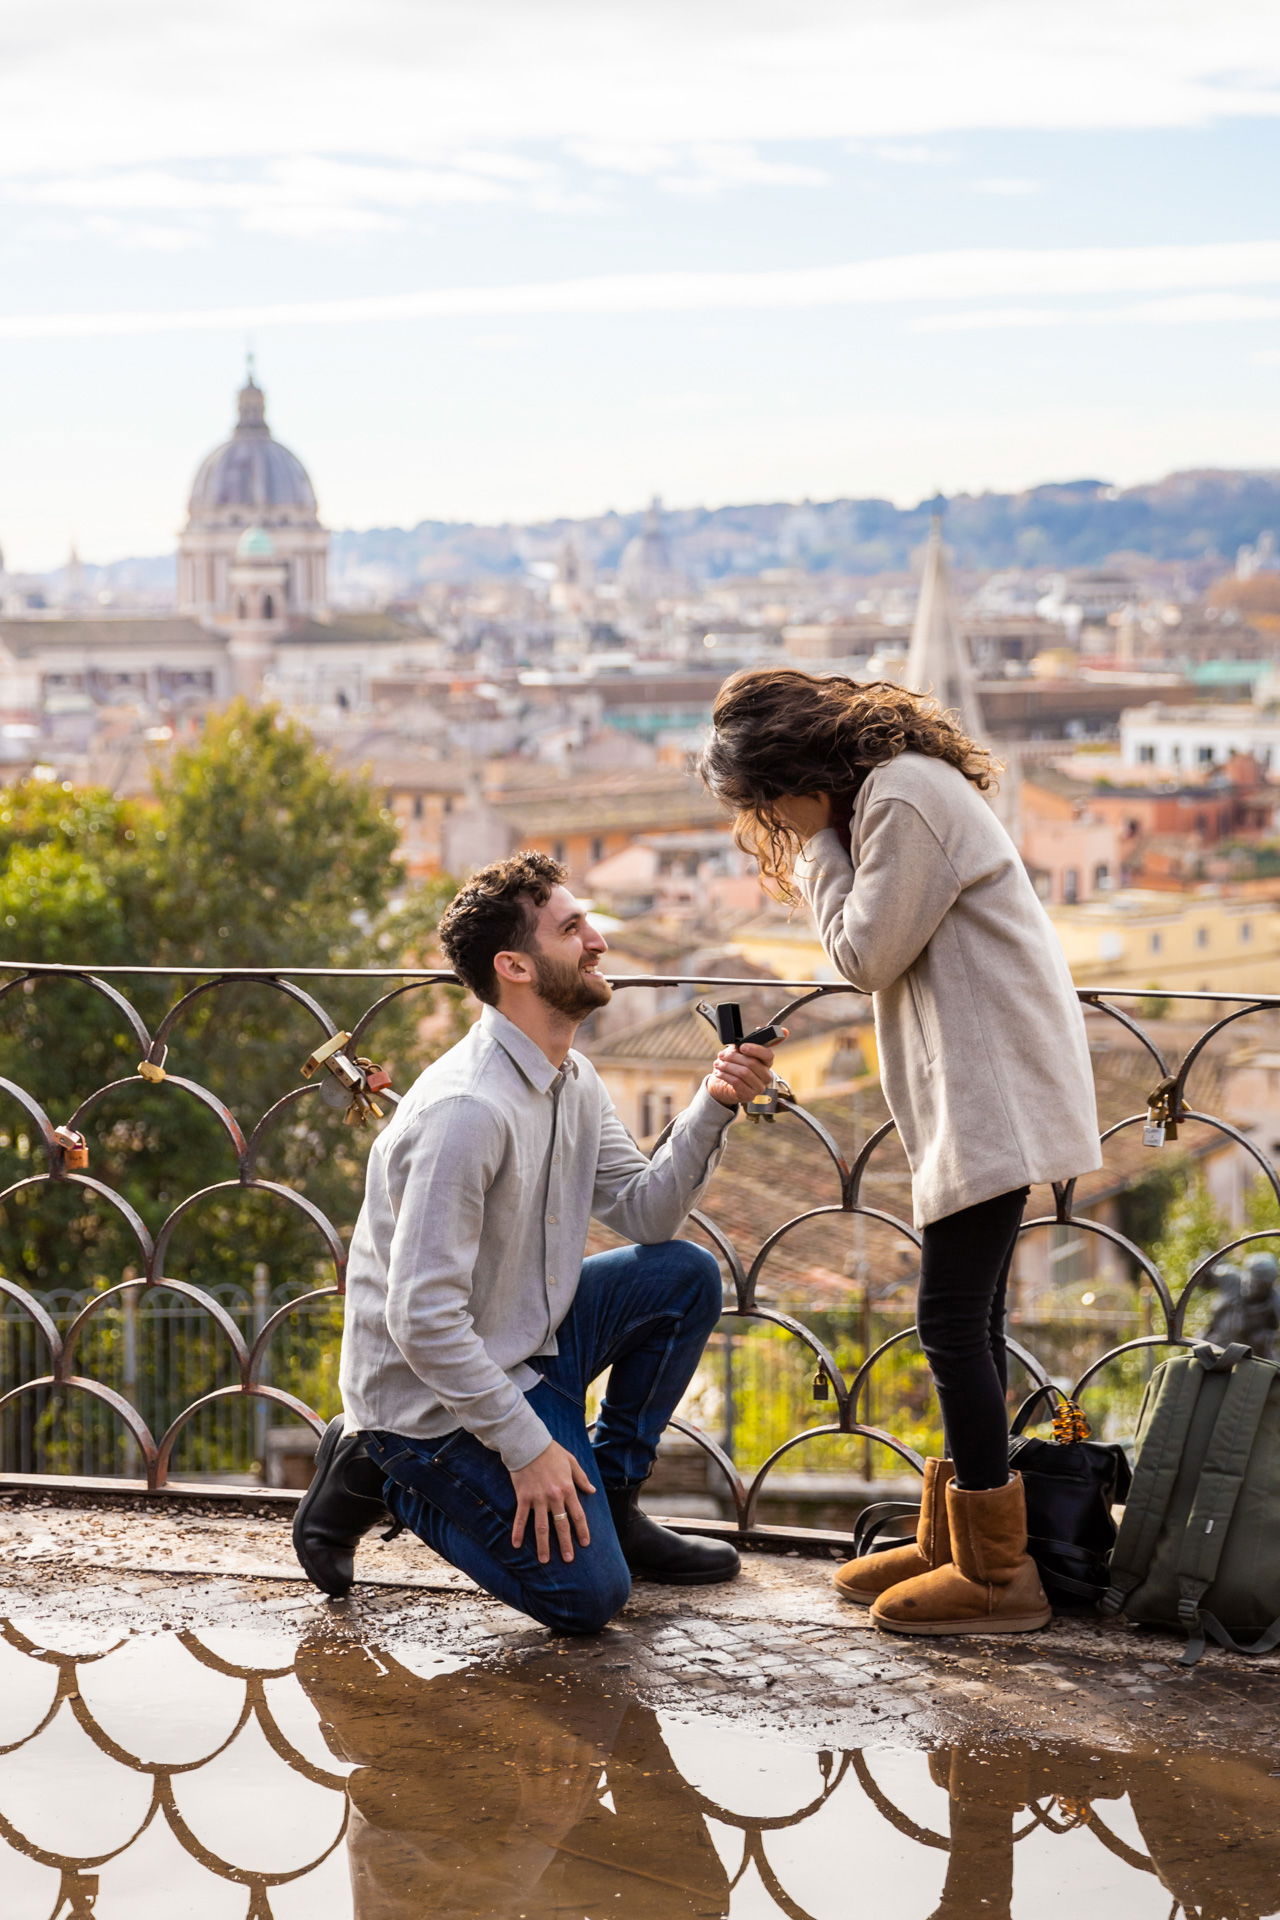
698;668;1101;1635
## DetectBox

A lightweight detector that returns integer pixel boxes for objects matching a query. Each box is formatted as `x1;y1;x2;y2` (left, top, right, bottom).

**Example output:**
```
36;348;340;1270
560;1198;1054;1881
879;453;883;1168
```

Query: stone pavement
2;1490;1277;1758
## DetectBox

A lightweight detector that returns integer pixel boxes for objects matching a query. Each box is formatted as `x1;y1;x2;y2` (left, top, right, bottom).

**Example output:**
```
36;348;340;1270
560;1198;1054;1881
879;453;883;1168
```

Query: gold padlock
54;1125;89;1171
301;1031;354;1079
138;1044;168;1084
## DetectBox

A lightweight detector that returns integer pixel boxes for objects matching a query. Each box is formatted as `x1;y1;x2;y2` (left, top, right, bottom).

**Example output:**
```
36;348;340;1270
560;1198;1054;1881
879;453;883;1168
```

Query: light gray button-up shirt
339;1005;734;1470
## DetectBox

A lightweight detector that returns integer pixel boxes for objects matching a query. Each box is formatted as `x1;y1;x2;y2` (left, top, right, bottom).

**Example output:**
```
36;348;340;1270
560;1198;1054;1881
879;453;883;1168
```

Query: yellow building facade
1049;889;1280;993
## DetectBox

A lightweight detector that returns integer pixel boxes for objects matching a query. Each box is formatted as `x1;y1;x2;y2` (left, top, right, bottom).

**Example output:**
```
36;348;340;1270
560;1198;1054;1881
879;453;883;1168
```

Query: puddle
0;1619;1277;1918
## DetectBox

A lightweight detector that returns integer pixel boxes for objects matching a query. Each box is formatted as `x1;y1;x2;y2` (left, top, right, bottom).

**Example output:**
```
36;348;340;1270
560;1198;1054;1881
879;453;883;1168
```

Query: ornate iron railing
1;963;1279;1543
0;1618;1270;1917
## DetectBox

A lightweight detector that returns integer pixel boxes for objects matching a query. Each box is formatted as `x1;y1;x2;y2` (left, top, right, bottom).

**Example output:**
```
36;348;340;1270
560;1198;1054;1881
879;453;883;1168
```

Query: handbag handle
1010;1383;1091;1440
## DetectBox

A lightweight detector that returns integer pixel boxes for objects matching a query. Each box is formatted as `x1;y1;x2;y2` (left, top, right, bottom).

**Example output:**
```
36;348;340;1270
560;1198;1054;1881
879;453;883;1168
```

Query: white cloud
915;290;1280;330
7;240;1280;340
970;177;1040;196
657;144;830;195
855;142;955;165
3;0;1280;187
82;215;205;252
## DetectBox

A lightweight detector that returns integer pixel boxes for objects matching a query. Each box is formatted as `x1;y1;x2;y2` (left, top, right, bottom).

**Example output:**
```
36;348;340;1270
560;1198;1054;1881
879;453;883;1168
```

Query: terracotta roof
585;1038;1232;1306
0;619;217;654
492;786;726;836
587;994;869;1066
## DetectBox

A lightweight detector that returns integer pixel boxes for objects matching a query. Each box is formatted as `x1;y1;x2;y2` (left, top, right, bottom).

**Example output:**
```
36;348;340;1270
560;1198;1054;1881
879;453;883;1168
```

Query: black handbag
1009;1385;1132;1607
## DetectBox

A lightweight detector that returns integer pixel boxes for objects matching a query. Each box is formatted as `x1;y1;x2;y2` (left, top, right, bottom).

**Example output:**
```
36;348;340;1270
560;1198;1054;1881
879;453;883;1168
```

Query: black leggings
915;1187;1029;1491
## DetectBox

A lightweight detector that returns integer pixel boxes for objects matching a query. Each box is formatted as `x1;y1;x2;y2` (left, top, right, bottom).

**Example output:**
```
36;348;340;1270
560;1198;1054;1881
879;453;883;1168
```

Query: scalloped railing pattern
1;966;1277;1540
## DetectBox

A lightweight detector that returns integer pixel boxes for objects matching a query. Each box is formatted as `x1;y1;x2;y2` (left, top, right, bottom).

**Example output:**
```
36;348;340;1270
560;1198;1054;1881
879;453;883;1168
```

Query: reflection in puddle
0;1620;1277;1919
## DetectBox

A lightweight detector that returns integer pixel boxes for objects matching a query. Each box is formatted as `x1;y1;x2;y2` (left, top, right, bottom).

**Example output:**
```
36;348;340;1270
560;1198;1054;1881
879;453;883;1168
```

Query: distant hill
44;467;1280;601
329;468;1280;585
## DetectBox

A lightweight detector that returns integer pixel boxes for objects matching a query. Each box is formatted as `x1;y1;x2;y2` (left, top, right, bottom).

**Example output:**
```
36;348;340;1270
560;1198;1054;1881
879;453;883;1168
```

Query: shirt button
547;1214;557;1225
548;1275;557;1286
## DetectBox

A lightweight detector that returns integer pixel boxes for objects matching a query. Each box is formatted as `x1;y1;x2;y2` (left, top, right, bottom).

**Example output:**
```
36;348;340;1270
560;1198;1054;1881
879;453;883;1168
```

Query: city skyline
3;1;1280;569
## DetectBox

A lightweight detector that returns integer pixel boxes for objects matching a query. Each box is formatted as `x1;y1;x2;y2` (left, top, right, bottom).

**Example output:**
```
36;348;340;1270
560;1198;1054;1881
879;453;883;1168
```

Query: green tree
1150;1169;1232;1337
0;705;457;1475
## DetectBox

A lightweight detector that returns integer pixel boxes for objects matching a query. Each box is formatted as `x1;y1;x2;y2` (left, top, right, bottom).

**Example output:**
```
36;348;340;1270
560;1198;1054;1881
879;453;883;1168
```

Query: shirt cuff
493;1399;555;1473
692;1076;744;1125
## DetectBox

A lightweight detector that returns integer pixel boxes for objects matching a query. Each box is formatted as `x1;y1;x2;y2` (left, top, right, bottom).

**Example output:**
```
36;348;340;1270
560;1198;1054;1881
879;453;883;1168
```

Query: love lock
301;1032;390;1127
744;1075;792;1123
137;1043;168;1084
53;1125;89;1171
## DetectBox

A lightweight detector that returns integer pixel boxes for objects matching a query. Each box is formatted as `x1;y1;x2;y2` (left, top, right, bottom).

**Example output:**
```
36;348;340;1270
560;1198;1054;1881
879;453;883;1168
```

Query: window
1197;745;1214;765
263;593;275;619
1196;926;1209;949
552;841;566;864
412;794;424;820
1062;868;1079;905
640;1090;674;1136
1137;743;1155;764
1150;932;1162;954
1092;863;1110;890
591;836;605;863
1241;921;1253;943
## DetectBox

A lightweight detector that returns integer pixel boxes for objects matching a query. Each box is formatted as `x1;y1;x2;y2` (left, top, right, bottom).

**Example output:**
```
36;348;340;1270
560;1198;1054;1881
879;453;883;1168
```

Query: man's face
526;885;612;1020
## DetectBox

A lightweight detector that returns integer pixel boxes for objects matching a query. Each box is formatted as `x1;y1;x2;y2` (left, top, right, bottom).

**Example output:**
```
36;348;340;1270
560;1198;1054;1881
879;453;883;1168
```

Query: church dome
187;374;318;520
618;496;680;603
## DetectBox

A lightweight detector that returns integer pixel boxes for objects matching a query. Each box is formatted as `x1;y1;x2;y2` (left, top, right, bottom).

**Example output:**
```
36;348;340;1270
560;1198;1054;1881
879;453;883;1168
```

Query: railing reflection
1;1621;1277;1919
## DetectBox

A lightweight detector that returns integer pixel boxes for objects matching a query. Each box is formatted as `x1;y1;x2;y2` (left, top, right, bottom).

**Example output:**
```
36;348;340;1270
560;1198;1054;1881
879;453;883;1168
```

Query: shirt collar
480;1003;580;1094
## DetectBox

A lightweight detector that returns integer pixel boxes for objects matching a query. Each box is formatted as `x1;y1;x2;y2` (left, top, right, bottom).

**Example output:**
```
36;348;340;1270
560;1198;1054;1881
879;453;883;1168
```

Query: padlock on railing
53;1125;89;1172
137;1043;168;1084
1143;1073;1180;1147
301;1031;392;1127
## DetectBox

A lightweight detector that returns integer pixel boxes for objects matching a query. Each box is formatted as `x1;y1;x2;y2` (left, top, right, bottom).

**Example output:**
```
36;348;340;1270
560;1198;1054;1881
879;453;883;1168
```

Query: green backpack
1101;1341;1280;1666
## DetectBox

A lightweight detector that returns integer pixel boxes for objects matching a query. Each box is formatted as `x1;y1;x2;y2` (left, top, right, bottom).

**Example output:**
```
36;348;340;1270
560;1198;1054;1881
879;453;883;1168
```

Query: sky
2;0;1280;570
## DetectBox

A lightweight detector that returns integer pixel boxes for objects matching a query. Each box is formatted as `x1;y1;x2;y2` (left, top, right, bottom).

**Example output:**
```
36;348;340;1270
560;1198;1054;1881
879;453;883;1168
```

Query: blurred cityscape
4;364;1280;1378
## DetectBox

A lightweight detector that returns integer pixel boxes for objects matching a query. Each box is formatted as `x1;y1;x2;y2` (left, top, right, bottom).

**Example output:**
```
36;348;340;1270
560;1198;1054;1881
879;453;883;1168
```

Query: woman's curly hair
696;666;998;899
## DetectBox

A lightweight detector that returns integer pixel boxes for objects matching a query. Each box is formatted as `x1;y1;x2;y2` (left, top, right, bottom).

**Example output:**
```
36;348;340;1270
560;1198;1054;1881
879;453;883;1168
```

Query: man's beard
529;949;613;1020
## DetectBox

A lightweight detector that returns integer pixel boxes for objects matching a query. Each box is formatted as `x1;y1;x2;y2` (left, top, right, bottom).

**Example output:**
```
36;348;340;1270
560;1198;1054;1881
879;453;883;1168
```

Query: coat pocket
907;964;939;1063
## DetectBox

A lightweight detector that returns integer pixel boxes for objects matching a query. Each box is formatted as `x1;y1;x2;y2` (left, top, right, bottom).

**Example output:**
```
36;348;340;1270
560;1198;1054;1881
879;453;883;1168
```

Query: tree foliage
0;703;457;1324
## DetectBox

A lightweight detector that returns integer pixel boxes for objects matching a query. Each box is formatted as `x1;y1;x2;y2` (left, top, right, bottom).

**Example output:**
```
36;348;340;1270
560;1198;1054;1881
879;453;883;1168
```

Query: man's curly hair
438;850;567;1005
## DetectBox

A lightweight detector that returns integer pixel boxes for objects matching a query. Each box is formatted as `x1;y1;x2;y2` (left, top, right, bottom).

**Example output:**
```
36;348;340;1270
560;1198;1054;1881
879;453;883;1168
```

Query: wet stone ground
2;1492;1279;1917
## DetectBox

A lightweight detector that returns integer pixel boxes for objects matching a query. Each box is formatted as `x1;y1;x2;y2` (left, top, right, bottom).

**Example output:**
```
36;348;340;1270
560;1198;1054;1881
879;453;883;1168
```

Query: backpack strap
1174;1348;1276;1664
1100;1357;1205;1616
1183;1610;1280;1665
852;1500;920;1557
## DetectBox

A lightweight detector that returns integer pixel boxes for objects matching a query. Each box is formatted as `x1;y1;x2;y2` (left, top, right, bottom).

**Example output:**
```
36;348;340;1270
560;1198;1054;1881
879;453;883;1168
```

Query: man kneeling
294;851;777;1632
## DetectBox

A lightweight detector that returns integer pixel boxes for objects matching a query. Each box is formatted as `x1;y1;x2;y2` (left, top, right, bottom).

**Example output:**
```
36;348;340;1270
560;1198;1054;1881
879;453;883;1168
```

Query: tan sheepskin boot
869;1472;1051;1636
834;1458;954;1606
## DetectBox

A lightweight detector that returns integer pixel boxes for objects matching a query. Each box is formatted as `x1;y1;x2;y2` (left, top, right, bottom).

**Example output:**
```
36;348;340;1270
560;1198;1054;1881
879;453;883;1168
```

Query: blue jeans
362;1239;722;1634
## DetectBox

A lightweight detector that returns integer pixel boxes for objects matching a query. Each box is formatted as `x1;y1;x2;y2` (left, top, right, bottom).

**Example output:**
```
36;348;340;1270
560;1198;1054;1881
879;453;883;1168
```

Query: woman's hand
774;793;833;840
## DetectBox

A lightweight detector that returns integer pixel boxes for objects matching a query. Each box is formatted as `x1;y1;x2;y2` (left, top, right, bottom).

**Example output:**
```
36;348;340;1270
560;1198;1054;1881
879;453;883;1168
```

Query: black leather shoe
606;1484;740;1586
292;1417;390;1598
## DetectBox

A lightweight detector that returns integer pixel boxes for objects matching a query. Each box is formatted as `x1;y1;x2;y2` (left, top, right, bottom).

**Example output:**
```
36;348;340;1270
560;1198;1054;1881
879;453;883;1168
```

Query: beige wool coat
794;751;1101;1227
